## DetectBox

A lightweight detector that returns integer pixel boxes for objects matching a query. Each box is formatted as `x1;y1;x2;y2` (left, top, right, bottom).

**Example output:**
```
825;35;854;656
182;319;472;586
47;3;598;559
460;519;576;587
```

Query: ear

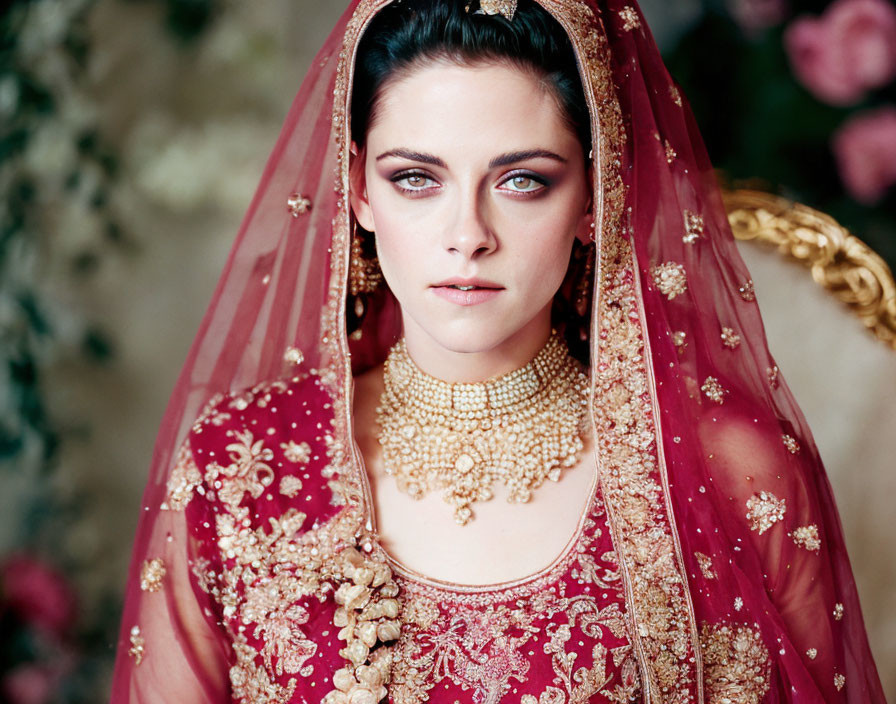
348;140;376;232
575;164;596;244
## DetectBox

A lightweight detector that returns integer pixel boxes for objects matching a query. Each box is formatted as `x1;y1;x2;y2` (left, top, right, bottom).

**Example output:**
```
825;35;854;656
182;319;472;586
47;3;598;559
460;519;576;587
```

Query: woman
110;0;886;701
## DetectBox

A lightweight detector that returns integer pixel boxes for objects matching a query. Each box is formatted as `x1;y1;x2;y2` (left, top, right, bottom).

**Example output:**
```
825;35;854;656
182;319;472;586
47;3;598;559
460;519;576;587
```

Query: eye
499;173;547;194
391;171;438;193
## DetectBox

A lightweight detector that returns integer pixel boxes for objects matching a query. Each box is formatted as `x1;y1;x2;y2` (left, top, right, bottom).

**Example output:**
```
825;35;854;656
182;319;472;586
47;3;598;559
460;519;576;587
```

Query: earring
348;223;383;313
574;240;595;318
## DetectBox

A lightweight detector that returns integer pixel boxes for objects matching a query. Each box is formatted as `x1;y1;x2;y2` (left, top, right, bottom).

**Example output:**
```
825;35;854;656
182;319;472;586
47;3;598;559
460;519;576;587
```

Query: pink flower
1;665;57;704
0;554;76;639
784;0;896;105
832;106;896;203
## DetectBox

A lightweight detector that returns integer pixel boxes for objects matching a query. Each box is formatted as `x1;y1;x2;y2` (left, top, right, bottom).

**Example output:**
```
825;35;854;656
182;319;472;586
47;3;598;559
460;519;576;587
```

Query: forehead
367;60;579;157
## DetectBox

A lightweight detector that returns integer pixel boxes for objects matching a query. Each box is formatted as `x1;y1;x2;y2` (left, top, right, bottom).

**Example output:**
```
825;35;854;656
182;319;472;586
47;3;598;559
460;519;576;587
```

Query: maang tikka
472;0;517;21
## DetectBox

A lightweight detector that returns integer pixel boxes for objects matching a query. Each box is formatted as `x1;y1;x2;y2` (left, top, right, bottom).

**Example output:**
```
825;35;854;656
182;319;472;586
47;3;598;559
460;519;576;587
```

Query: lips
430;278;504;306
431;277;503;290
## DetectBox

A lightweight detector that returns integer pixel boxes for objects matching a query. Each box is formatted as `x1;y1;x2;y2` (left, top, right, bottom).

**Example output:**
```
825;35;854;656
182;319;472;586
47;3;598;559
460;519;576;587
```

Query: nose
441;186;497;260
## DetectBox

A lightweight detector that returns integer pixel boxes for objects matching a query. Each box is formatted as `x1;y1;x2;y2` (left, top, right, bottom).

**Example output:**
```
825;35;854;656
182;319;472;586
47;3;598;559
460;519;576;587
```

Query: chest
360;431;599;585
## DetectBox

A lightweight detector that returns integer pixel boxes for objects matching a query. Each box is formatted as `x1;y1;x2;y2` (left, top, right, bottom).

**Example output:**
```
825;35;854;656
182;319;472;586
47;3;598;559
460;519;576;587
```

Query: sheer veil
110;0;885;701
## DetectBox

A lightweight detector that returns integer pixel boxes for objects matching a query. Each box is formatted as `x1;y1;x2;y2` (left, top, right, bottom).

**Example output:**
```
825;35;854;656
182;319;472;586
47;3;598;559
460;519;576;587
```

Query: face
350;60;592;379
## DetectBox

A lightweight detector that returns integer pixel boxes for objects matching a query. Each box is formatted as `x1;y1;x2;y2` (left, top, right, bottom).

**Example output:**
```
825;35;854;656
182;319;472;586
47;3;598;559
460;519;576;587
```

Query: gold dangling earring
348;222;383;317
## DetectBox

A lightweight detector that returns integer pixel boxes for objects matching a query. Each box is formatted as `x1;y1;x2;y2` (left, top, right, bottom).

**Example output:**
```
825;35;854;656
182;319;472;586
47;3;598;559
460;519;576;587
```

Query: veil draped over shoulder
110;0;885;701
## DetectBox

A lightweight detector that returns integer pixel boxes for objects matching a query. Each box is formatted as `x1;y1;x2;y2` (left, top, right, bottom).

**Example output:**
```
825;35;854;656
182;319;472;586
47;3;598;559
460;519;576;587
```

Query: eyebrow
375;148;568;169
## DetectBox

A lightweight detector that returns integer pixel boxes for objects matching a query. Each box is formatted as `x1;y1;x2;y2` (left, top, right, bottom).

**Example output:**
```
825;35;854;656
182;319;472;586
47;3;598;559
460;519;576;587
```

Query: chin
411;307;545;356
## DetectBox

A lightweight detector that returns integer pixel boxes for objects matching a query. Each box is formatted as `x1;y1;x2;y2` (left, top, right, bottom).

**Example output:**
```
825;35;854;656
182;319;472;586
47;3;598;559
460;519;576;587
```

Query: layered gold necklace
376;333;589;525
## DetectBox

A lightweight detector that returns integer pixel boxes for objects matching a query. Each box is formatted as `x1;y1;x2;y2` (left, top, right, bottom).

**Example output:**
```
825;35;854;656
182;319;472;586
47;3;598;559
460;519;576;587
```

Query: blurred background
1;0;894;701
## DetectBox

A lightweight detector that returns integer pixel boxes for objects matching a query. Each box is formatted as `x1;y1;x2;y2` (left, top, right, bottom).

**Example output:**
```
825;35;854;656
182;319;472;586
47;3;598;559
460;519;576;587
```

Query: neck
400;306;554;383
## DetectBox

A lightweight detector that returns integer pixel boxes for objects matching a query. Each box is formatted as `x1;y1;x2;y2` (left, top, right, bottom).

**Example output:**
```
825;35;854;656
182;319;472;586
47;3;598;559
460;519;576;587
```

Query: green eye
503;174;546;193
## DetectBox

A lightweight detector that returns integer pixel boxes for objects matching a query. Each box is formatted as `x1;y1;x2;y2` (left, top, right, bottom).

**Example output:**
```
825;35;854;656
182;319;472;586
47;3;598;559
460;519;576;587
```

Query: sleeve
698;409;884;701
110;440;232;703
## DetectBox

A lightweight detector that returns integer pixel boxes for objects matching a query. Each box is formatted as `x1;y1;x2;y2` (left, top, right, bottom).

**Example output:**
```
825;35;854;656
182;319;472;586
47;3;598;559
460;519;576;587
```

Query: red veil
110;0;885;701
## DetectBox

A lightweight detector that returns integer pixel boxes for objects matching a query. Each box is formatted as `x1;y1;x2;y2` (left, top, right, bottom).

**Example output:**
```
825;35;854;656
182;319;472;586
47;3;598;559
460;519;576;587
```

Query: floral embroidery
140;558;166;592
739;279;756;301
695;552;716;580
789;524;821;552
683;209;704;243
745;491;786;534
128;626;145;665
672;330;687;349
669;84;683;106
734;597;743;611
204;429;275;515
191;392;230;433
284;346;304;365
767;365;780;389
279;475;304;497
721;327;741;349
782;434;800;454
287;193;312;217
834;673;846;690
699;621;771;703
664;140;677;165
618;6;640;31
833;603;844;620
650;262;688;299
701;376;727;404
282;440;312;464
806;648;817;660
162;442;202;511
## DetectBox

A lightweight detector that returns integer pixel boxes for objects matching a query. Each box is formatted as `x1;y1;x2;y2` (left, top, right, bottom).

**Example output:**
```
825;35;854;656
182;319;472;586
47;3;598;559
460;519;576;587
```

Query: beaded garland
376;333;589;525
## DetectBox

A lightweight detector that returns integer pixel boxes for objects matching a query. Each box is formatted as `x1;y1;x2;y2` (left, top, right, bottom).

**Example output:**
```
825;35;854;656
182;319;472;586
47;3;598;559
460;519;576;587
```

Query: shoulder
166;368;355;529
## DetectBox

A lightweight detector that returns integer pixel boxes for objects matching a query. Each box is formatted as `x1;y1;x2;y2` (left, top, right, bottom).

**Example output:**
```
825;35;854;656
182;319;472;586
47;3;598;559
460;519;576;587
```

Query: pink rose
785;0;896;105
832;106;896;203
0;554;77;639
1;665;57;704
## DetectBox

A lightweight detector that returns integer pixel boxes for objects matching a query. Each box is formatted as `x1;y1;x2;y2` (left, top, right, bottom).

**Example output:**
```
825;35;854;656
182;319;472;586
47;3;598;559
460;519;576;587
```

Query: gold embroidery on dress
833;602;844;620
701;376;727;404
650;261;688;299
745;491;786;534
287;193;312;217
787;523;821;552
282;440;312;463
721;327;741;349
162;441;202;511
682;210;704;244
834;673;846;690
128;625;145;666
618;6;640;31
699;621;771;703
279;475;304;497
695;552;716;580
782;434;800;454
204;429;275;516
284;346;304;366
140;558;166;592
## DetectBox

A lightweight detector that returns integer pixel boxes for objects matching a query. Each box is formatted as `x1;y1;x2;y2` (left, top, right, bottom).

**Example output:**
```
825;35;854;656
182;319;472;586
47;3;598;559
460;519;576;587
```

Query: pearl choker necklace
375;333;589;525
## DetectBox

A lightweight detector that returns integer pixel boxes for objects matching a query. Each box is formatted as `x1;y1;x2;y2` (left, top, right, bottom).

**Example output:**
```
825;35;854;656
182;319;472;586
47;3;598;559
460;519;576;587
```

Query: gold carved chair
723;189;896;698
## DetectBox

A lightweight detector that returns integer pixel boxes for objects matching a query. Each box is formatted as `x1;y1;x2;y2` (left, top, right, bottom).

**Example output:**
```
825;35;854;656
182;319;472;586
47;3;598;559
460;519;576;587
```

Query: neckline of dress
348;381;601;594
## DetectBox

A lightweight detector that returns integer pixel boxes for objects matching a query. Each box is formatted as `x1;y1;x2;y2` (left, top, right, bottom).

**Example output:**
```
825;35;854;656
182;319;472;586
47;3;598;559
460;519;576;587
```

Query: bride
110;0;885;701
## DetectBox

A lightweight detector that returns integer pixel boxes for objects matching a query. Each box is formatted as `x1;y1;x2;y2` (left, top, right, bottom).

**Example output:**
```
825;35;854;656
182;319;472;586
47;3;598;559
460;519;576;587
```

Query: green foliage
663;4;896;265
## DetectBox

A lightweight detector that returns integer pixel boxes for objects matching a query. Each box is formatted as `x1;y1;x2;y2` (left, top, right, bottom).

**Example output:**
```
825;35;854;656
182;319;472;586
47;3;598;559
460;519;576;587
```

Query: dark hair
350;0;590;153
